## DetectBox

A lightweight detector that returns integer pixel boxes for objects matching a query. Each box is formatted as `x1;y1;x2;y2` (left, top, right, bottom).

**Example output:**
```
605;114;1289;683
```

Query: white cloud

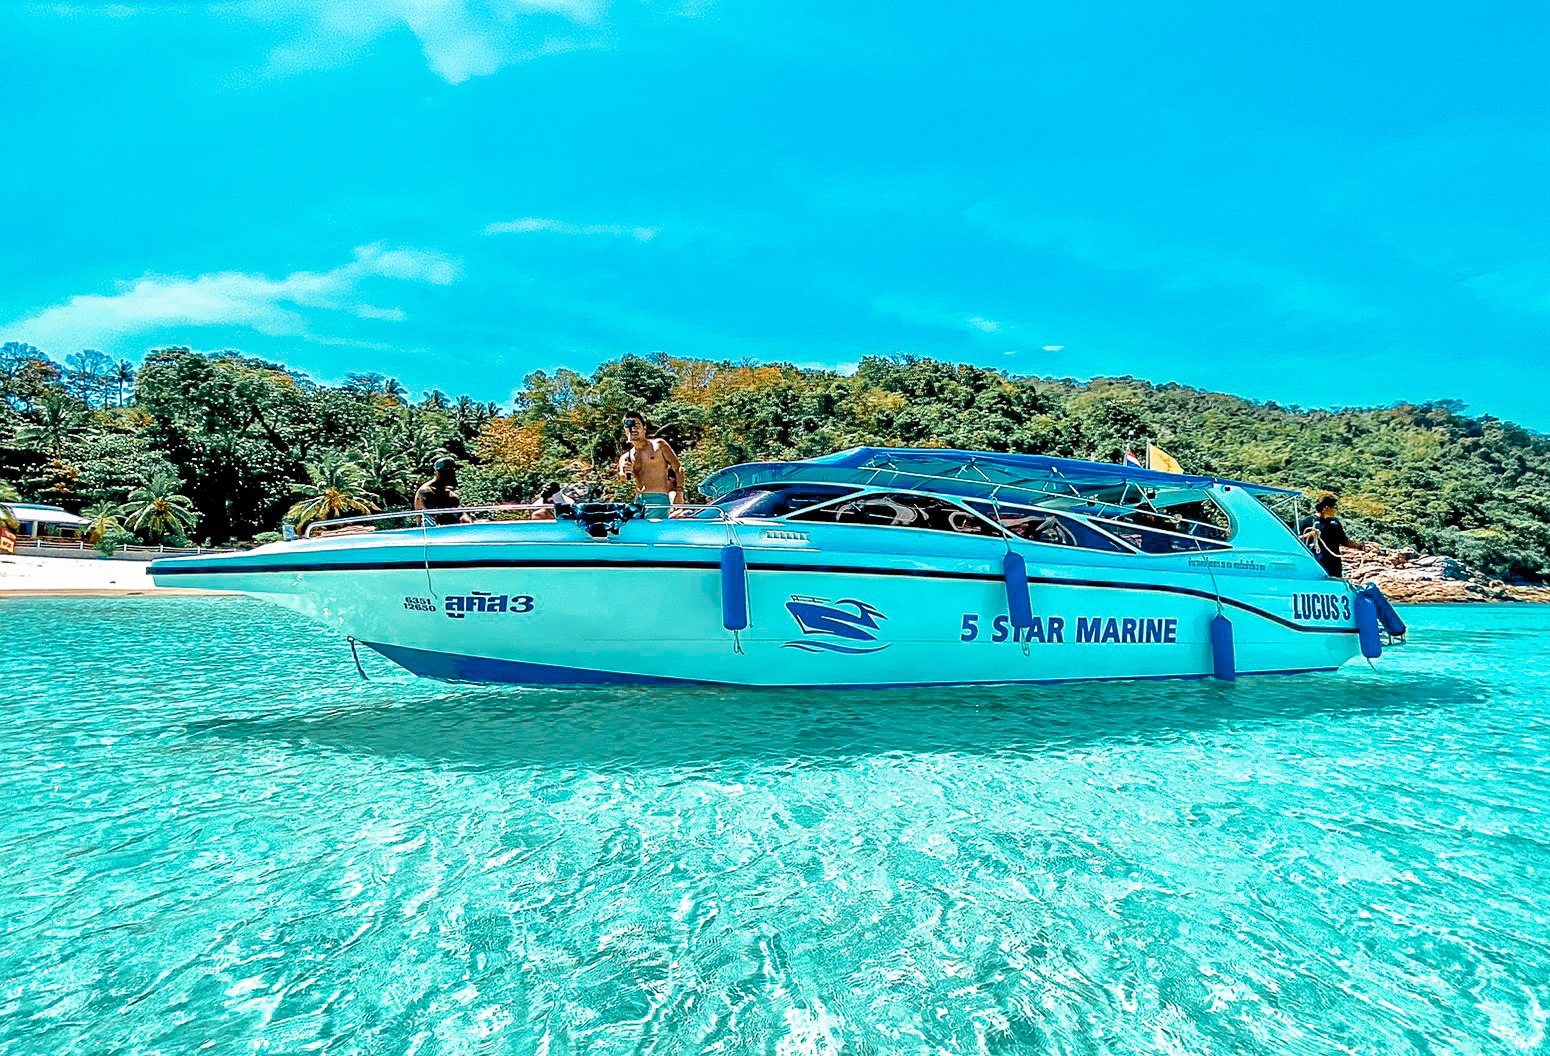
351;243;459;284
3;244;457;354
485;218;659;241
1042;344;1065;352
356;305;409;321
253;0;607;84
874;297;1012;337
793;358;861;375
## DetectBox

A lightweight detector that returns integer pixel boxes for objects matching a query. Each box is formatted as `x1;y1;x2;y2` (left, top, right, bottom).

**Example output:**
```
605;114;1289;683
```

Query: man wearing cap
617;410;684;508
1300;495;1365;578
415;457;465;525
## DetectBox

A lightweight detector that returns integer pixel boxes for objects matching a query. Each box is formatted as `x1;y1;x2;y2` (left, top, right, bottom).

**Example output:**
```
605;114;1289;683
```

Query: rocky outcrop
1342;546;1550;603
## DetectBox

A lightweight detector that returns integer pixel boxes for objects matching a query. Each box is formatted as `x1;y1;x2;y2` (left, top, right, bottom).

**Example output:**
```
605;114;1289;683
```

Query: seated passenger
1004;513;1061;543
528;482;566;521
1125;511;1187;553
837;496;916;526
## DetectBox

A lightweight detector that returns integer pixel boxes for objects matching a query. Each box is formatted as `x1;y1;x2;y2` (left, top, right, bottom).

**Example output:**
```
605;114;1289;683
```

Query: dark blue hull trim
364;641;1339;688
365;642;705;686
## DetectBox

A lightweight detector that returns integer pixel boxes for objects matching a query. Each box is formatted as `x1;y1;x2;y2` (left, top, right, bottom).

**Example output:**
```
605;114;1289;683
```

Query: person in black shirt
1300;495;1363;577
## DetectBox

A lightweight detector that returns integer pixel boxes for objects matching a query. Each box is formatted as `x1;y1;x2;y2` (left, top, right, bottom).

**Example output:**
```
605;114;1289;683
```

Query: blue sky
3;0;1547;427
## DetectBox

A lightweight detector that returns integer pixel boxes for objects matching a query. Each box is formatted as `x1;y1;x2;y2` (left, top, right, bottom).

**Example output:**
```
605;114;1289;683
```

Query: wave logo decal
784;595;890;654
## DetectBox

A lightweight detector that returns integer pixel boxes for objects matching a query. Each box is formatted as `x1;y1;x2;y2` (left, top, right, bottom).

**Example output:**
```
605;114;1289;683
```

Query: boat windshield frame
751;483;1236;555
698;449;1275;555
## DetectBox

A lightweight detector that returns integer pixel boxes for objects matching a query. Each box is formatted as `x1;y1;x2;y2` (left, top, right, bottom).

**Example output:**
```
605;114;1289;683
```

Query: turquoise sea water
3;599;1548;1055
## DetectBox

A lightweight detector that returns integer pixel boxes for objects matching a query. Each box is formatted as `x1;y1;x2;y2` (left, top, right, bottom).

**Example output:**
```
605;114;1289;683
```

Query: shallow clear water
2;599;1548;1055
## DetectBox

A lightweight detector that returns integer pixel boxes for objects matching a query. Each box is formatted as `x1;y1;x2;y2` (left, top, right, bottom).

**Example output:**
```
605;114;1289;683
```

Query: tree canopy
2;343;1547;579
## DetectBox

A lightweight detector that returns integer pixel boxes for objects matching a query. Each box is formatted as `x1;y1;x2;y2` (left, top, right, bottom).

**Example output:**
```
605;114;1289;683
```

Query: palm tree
454;395;493;433
343;372;407;407
80;501;123;543
393;418;444;473
286;452;380;531
349;434;412;508
120;474;199;543
344;371;387;393
0;482;19;531
16;391;88;456
113;360;136;407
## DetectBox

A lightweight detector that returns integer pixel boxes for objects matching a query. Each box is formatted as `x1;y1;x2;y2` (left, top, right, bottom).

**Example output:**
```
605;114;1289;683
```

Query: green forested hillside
3;342;1547;579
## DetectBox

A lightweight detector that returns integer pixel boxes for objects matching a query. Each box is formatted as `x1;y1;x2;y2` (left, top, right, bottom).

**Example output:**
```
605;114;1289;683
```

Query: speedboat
149;447;1403;687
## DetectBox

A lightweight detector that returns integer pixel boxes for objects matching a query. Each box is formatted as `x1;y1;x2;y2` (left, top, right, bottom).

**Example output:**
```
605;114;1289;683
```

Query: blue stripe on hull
363;641;1338;689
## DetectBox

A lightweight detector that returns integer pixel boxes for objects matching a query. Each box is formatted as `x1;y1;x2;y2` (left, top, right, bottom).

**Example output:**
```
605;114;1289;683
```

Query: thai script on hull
444;591;536;619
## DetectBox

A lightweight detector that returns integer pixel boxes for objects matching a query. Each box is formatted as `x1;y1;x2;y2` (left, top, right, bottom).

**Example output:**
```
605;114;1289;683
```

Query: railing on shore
13;538;228;558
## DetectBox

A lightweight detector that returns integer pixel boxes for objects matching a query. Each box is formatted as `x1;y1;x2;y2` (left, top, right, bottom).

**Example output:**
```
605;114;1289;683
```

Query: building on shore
7;504;89;542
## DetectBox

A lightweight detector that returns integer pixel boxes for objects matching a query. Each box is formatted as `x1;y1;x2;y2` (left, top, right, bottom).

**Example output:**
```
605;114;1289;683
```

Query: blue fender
1353;591;1382;658
1361;583;1407;640
720;545;749;631
1004;551;1034;629
1210;614;1236;682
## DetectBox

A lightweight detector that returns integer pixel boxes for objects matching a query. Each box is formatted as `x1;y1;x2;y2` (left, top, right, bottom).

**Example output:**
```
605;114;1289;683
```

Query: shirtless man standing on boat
414;457;468;525
617;411;684;507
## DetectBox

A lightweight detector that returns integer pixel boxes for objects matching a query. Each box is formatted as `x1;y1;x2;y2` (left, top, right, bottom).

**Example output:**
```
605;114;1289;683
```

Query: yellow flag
1147;442;1183;474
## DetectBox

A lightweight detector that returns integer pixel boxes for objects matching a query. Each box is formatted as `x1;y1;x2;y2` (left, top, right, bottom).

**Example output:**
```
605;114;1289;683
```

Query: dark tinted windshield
1087;503;1231;553
791;492;1000;535
713;484;860;518
966;501;1129;551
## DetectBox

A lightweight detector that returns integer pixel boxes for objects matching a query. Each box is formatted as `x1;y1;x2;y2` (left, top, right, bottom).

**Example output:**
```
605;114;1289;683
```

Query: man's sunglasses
622;419;641;429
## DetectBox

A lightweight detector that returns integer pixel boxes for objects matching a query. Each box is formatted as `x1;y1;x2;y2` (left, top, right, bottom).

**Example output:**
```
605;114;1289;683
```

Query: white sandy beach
0;554;221;596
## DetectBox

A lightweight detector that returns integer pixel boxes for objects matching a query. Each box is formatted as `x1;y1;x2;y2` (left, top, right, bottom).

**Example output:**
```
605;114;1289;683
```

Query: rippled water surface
3;599;1548;1054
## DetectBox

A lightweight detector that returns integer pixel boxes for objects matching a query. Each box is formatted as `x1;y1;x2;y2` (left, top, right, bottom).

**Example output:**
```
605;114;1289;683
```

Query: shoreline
1345;547;1550;604
3;588;235;598
0;554;233;597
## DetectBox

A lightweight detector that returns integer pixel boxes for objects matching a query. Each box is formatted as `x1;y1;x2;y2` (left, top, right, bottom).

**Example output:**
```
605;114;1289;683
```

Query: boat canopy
699;446;1299;507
